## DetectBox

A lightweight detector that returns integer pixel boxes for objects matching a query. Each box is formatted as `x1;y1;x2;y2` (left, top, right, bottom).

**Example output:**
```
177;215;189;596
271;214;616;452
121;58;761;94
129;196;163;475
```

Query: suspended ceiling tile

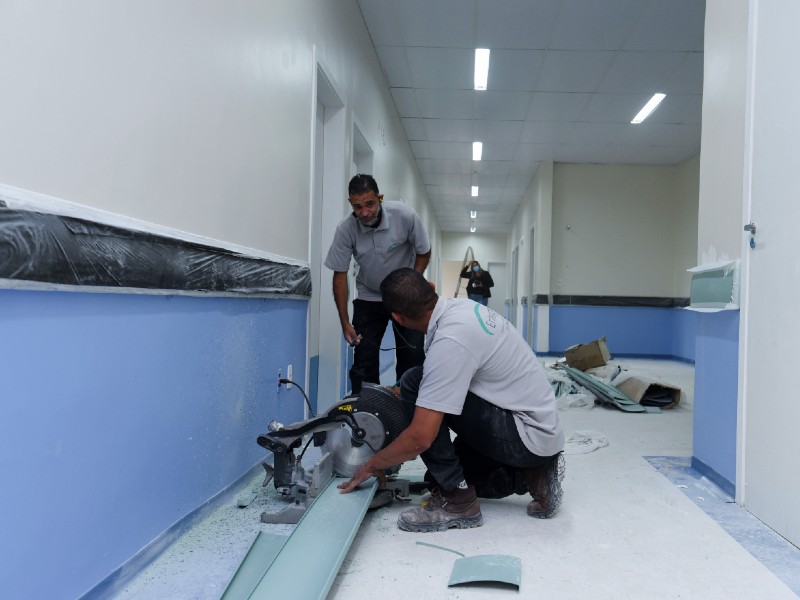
536;51;617;93
648;94;702;125
549;0;645;51
581;93;653;123
402;118;426;141
357;0;404;46
405;47;474;89
416;89;475;119
480;141;518;161
428;140;472;160
424;119;474;143
625;0;706;52
409;140;431;158
519;121;574;144
666;52;704;95
475;0;561;49
398;0;478;47
375;46;412;88
615;122;701;148
515;143;557;162
477;173;512;187
566;121;627;145
526;92;592;121
473;120;525;143
509;161;541;176
428;159;475;174
597;52;688;94
431;172;472;187
474;91;531;120
488;49;546;92
476;161;513;176
391;88;420;118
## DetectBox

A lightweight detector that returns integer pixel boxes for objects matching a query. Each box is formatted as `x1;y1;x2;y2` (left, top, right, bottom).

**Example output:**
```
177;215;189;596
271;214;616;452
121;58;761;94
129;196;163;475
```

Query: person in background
324;174;431;395
339;268;565;533
460;260;494;306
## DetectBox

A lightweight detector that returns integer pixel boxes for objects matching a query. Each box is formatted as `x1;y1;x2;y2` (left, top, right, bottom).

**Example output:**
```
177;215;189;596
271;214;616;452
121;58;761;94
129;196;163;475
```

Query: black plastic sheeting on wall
0;207;311;296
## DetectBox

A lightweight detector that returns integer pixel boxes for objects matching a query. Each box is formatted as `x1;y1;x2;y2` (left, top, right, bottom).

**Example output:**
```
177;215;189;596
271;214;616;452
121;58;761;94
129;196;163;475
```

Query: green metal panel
248;477;377;599
220;532;288;599
449;554;522;589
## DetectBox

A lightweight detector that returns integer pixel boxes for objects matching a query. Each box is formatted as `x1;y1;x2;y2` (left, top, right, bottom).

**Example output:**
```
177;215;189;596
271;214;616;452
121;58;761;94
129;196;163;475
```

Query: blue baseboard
692;456;735;498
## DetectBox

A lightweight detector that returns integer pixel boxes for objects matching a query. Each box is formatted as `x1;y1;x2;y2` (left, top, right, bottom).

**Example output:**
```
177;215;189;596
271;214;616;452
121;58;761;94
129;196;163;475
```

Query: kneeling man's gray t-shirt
416;298;564;457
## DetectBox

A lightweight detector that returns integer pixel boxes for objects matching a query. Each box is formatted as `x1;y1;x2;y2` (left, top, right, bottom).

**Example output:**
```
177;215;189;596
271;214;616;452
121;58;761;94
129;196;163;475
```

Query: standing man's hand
342;322;362;346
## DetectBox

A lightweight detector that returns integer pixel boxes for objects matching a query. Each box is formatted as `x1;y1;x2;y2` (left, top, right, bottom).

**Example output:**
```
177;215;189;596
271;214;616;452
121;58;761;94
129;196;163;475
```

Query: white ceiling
357;0;705;233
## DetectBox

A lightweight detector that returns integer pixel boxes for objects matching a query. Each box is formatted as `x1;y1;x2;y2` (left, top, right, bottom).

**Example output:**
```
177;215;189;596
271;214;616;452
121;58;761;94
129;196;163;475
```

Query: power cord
357;324;418;351
278;378;316;418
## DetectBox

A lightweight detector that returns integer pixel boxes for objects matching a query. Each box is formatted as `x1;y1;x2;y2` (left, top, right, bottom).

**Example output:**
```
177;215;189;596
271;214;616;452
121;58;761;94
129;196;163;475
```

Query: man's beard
362;205;382;227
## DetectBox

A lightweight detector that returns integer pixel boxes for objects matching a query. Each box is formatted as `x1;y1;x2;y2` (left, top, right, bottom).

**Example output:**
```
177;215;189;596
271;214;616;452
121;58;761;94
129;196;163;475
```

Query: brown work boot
397;484;483;532
522;452;565;518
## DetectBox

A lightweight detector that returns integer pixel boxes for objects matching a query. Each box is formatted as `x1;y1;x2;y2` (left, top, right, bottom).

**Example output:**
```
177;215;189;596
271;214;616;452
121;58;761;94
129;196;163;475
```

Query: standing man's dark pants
399;366;551;496
349;299;425;394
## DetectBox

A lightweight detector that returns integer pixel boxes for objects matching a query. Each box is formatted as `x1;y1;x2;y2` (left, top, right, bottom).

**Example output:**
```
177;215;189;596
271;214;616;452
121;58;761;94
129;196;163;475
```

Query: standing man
339;268;565;533
324;174;431;395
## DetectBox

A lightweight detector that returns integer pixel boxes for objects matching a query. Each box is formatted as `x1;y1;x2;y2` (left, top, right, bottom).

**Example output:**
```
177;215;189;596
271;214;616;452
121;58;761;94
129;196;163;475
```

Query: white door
740;0;800;547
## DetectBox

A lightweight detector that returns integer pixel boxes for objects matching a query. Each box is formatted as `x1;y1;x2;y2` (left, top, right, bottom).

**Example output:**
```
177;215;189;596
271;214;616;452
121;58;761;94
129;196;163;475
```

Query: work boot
397;484;483;532
522;452;565;518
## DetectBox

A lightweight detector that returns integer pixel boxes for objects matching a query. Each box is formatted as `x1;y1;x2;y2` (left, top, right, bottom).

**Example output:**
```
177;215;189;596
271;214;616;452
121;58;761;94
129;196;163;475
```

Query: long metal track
222;476;377;600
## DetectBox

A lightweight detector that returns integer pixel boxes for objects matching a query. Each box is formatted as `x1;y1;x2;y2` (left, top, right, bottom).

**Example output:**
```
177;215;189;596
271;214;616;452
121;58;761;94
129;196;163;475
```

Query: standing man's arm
333;271;360;346
414;250;431;274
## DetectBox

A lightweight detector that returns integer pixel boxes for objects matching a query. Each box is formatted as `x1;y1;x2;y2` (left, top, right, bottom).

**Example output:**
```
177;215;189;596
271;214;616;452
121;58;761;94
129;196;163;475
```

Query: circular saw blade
324;411;386;477
322;383;410;478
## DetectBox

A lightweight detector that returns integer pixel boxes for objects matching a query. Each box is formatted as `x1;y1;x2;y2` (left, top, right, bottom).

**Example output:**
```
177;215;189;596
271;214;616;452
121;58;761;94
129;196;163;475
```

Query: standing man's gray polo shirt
324;201;431;302
416;297;565;457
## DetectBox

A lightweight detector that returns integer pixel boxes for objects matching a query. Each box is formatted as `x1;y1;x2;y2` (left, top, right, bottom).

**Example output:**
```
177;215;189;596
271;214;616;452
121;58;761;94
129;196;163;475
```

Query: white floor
113;359;800;600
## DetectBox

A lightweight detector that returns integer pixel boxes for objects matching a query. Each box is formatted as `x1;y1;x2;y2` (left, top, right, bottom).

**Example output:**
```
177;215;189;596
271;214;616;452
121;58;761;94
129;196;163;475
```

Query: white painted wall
550;163;698;297
0;0;439;267
673;155;701;296
509;161;554;300
697;0;749;266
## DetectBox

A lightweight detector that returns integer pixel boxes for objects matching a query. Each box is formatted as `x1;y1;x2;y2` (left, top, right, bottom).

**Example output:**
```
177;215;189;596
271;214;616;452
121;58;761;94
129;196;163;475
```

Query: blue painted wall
673;308;697;362
549;305;695;360
692;310;739;493
0;289;307;600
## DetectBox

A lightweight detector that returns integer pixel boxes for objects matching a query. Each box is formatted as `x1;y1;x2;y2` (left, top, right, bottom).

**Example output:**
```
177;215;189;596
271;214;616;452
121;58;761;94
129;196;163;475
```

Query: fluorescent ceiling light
470;226;476;233
471;186;479;197
472;141;483;161
470;210;477;218
474;48;490;90
631;93;666;124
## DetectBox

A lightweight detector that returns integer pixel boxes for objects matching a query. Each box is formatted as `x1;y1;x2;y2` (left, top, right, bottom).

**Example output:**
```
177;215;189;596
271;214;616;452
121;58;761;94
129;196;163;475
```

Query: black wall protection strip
0;208;311;296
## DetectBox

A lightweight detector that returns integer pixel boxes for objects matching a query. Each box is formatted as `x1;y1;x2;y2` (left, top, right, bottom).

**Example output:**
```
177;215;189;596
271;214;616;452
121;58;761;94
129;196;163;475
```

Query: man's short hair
381;268;437;319
348;174;379;197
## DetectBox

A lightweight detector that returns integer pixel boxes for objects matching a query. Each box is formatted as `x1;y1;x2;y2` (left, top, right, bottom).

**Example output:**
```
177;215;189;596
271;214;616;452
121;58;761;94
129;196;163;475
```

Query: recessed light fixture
471;186;479;197
470;226;476;233
472;141;483;161
631;93;666;124
474;48;490;91
470;210;477;219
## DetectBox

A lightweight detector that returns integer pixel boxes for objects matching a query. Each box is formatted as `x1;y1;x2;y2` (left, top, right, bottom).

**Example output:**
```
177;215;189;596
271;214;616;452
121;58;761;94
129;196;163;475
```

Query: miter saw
256;383;417;524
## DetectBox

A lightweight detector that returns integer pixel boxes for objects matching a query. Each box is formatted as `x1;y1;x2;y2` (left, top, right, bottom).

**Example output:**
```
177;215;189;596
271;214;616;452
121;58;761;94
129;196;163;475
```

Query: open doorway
310;59;346;414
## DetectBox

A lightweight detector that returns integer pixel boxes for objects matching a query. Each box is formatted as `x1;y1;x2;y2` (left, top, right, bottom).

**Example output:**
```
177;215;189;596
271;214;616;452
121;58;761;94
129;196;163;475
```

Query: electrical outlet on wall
286;365;293;389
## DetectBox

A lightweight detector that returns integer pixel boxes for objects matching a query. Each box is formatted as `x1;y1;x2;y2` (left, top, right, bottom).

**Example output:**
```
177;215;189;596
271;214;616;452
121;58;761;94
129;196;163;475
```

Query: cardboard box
563;337;611;371
614;376;681;409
